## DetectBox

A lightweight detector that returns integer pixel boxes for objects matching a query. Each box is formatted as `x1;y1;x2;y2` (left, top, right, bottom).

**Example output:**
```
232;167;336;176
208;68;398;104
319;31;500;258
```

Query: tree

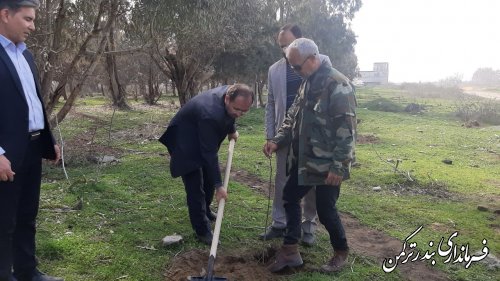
104;0;131;110
212;0;362;104
471;68;500;85
134;0;269;105
438;73;463;88
29;0;122;123
212;39;279;106
29;0;362;116
278;0;362;78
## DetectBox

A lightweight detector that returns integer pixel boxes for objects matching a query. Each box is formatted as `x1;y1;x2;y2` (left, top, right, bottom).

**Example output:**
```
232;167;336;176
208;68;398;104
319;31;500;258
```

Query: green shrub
454;96;500;125
363;97;404;112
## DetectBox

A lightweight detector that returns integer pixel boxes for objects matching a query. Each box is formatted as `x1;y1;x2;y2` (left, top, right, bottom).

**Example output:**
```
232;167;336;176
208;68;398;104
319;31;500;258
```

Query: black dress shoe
196;232;214;245
15;269;64;281
206;210;217;222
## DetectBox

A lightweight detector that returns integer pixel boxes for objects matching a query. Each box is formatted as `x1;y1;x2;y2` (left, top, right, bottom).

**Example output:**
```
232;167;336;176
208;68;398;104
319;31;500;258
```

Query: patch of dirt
61;107;172;165
71;105;169;146
71;111;107;124
484;179;500;189
340;213;450;281
165;249;279;281
490;224;500;236
112;121;164;144
63;130;124;166
357;133;380;144
229;169;270;195
386;181;461;201
428;222;454;233
461;190;500;218
462;120;481;128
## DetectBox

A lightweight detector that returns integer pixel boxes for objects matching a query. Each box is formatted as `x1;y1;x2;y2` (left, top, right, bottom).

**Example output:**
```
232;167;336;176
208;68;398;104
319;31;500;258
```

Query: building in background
359;62;389;85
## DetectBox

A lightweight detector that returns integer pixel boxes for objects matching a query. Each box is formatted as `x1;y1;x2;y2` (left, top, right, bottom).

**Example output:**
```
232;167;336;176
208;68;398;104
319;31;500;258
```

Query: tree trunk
49;0;118;125
105;14;130;110
133;83;139;102
279;1;284;24
258;80;265;107
253;80;259;108
41;0;65;110
152;50;202;106
100;84;106;97
171;79;177;96
144;63;161;105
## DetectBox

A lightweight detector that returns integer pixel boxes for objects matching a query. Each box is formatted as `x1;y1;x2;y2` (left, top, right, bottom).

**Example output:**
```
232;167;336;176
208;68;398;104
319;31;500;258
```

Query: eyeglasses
290;56;311;72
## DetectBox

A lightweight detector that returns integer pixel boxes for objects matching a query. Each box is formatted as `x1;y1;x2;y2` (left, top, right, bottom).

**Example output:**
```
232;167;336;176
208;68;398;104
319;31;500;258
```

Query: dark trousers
0;139;42;280
181;166;215;236
283;165;348;251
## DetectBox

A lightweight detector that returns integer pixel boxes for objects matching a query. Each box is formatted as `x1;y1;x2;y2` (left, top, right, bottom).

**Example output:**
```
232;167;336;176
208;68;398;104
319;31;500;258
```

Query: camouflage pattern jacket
272;63;357;186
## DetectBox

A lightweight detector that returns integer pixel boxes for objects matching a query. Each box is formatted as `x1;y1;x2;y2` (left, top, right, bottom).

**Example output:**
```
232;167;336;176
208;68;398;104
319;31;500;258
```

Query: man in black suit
0;1;62;281
159;84;254;245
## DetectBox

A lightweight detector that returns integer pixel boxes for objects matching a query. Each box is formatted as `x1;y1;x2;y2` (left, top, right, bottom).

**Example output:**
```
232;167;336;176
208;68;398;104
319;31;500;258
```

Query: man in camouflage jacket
264;38;357;273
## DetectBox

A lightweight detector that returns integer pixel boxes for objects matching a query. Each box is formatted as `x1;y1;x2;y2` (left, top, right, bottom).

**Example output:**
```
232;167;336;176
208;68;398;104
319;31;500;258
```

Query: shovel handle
209;139;235;258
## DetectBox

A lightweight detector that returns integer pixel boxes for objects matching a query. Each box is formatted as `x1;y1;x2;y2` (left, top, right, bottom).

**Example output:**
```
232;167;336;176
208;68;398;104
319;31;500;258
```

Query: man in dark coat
0;1;62;280
159;84;254;245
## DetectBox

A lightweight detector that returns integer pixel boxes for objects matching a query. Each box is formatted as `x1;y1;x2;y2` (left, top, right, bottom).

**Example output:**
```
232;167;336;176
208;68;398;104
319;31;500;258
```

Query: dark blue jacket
159;86;236;188
0;47;56;170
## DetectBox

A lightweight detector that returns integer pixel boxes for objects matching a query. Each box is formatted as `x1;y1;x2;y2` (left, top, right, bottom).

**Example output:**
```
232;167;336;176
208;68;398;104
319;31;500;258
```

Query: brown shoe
267;244;303;272
321;249;349;273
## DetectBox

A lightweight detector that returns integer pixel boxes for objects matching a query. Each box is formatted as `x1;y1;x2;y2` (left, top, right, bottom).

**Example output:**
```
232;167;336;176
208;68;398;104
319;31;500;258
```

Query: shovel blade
189;277;227;281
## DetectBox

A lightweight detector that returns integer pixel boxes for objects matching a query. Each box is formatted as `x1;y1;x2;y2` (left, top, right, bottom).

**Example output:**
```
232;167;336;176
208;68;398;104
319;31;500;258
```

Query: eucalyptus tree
212;33;279;106
28;0;123;123
133;0;267;105
277;0;362;78
212;0;362;107
104;0;132;110
472;68;500;85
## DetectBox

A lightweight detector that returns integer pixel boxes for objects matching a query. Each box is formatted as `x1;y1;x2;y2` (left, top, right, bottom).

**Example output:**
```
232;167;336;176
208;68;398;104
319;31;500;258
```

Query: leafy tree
471;67;500;85
278;0;361;78
133;0;268;105
438;73;463;88
29;0;122;123
104;0;132;110
29;0;362;116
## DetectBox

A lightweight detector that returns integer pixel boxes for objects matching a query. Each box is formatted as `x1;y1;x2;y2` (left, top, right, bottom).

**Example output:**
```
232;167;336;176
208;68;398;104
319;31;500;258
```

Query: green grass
35;89;500;280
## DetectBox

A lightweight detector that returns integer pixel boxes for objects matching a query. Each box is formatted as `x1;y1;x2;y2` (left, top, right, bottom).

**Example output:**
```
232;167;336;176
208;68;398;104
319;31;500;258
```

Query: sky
351;0;500;83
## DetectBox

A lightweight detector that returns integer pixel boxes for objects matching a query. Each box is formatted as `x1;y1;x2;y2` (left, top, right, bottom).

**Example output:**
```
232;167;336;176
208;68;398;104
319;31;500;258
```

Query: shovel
190;139;235;281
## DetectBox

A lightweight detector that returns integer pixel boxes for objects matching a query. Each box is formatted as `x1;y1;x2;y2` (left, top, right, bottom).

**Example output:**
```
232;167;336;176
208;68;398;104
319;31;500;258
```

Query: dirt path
165;168;450;281
341;213;449;281
234;169;450;280
462;87;500;100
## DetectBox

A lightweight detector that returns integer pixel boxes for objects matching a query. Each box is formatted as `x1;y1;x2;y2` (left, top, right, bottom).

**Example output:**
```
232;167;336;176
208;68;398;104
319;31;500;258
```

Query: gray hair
0;0;40;10
286;38;319;60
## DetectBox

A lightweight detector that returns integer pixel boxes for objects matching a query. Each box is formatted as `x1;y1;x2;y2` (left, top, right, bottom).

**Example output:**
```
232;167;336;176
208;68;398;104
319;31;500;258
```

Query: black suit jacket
159;86;236;188
0;46;56;170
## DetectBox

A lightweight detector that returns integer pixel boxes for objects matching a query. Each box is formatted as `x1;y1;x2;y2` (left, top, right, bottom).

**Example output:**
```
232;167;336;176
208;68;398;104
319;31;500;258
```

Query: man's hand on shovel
228;131;239;142
215;186;228;203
